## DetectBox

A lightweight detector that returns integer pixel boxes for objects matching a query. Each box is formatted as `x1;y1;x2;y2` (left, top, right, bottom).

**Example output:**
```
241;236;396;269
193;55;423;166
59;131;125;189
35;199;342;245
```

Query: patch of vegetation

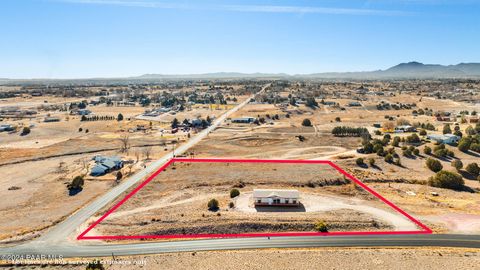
428;170;464;190
230;188;240;198
301;119;312;127
314;221;329;232
332;126;370;137
465;163;480;177
426;158;443;172
207;198;219;211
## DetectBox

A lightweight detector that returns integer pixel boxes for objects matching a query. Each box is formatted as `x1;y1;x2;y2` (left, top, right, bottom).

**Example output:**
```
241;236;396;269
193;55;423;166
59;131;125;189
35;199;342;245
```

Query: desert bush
368;158;375;166
451;160;463;171
302;119;312;127
426;158;443;172
230;188;240;198
207;198;219;211
21;127;31;136
428;170;464;190
465;163;480;176
314;221;329;232
68;175;84;190
356;158;365;166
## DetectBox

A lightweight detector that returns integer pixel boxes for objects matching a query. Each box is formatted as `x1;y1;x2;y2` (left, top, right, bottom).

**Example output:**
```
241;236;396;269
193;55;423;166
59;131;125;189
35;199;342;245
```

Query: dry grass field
85;161;422;239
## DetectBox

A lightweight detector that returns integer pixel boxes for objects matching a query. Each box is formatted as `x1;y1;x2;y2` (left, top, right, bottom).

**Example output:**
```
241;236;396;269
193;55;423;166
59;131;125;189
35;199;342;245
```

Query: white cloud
52;0;413;16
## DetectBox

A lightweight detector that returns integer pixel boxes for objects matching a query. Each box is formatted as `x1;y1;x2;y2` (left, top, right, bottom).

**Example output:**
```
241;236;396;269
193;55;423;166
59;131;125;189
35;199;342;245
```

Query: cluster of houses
143;106;179;117
434;111;479;123
0;106;37;118
90;156;124;176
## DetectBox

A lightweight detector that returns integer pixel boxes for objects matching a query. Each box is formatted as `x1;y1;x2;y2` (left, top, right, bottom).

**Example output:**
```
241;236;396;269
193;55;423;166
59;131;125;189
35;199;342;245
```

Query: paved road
26;85;266;246
3;234;480;257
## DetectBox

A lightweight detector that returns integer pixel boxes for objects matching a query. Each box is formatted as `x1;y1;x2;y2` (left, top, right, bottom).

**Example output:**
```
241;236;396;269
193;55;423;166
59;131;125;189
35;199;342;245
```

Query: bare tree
56;161;67;173
80;157;90;174
143;146;152;160
119;135;130;153
134;150;140;163
127;164;134;175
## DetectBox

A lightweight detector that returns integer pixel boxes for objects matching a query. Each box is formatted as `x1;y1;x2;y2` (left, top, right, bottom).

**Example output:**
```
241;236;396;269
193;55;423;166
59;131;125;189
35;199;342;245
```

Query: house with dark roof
90;156;124;176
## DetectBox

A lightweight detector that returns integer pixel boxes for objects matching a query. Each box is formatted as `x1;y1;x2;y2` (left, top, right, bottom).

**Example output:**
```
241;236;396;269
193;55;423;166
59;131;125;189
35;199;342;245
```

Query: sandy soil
9;248;479;270
235;192;417;231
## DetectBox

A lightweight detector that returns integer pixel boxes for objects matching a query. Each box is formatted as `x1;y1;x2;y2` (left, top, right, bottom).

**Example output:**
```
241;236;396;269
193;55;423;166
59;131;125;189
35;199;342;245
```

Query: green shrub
314;221;328;232
356;158;365;166
443;124;452;134
384;154;394;163
451;160;463;171
368;158;375;166
230;188;240;198
458;137;472;152
21;127;31;136
470;143;480;153
426;158;443;172
68;175;84;190
207;199;219;211
424;146;432;155
428;170;464;190
302;119;312;127
403;149;412;157
465;163;480;176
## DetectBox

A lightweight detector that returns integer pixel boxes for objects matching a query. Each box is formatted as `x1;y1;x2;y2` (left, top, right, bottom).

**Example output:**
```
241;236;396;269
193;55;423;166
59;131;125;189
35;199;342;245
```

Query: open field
84;161;421;240
85;248;480;270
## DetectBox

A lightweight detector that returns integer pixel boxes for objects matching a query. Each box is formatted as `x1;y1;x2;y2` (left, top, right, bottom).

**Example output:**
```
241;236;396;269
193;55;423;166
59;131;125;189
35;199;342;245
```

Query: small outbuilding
253;189;300;206
232;117;256;123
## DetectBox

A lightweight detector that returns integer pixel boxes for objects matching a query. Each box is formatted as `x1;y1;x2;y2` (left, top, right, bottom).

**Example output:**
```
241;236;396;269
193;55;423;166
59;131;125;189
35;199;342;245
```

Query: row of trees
332;126;370;137
81;115;117;121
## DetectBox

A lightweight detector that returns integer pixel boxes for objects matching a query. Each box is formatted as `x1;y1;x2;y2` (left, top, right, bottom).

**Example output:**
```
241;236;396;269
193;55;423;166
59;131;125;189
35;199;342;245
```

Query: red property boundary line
77;158;432;240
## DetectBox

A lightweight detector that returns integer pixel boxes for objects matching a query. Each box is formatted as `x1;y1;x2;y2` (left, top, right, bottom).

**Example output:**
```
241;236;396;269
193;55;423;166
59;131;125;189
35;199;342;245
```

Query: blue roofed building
90;156;124;176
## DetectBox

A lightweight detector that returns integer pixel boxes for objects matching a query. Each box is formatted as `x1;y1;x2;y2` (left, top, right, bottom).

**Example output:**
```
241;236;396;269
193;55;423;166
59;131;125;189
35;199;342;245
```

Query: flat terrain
86;162;419;239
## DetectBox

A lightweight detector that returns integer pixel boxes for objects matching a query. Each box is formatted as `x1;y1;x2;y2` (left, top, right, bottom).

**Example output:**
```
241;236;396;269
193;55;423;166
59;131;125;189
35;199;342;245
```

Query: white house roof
253;189;299;199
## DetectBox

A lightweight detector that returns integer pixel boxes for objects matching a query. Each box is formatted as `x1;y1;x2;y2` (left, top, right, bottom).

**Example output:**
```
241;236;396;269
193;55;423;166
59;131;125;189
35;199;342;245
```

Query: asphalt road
3;234;480;258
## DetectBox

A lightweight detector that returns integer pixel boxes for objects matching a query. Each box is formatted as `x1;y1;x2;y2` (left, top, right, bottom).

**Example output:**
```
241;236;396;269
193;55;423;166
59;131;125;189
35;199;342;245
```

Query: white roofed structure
253;189;300;206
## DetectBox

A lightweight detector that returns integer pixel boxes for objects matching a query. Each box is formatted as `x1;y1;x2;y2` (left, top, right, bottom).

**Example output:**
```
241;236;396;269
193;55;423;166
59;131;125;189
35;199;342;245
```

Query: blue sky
1;0;479;78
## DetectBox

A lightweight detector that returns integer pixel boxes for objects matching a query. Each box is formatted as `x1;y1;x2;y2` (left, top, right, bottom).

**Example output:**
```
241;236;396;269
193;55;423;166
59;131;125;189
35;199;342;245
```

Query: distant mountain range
2;62;480;82
136;62;480;80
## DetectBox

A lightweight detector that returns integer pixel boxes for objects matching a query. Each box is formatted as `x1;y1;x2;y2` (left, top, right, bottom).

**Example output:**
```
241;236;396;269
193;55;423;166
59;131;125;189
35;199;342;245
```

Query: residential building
427;134;460;145
253;189;300;206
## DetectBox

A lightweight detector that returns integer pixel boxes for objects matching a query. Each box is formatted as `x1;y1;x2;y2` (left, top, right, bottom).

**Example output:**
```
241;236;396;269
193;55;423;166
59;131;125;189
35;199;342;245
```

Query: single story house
77;109;92;116
0;124;14;132
44;117;60;122
427;134;460;145
90;156;124;176
347;101;362;107
253;189;300;206
436;116;452;122
232;117;256;123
